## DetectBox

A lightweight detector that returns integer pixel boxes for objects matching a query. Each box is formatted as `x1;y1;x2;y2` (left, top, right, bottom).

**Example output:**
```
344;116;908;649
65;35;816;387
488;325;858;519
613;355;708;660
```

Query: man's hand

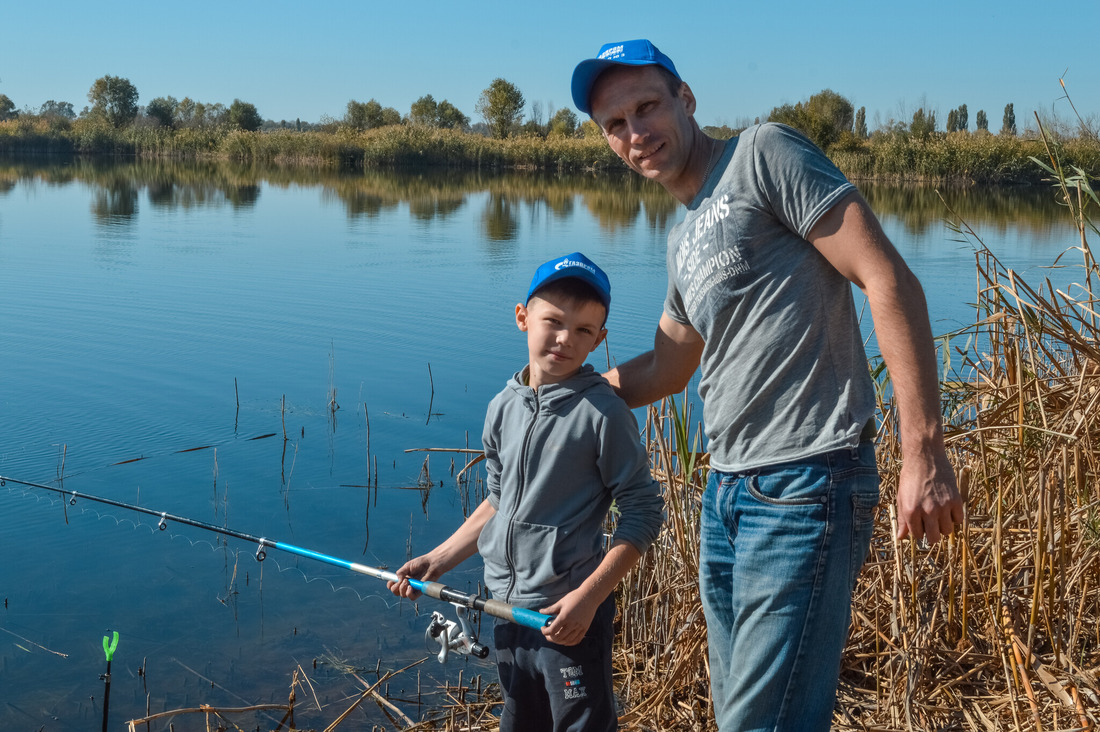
540;588;601;647
604;313;703;409
895;446;964;544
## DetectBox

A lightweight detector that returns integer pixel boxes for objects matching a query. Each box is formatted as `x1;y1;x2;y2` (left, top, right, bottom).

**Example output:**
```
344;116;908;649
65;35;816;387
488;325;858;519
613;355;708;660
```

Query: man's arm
603;313;705;408
807;190;964;544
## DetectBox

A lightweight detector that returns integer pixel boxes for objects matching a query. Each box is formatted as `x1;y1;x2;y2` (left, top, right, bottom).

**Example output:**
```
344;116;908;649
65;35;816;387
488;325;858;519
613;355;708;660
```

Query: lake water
0;157;1082;729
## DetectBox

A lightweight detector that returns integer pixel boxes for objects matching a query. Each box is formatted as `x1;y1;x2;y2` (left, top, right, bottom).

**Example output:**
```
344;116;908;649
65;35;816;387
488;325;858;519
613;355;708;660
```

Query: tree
957;104;968;132
946;109;958;133
39;100;76;120
344;100;372;130
976;109;989;132
1001;103;1016;136
702;124;740;140
409;94;439;126
768;89;854;151
910;107;936;138
0;94;17;120
205;102;227;127
549;107;578;137
580;119;602;139
346;99;402;130
176;97;197;127
228;99;262;131
88;75;139;127
855;106;868;139
436;101;469;130
475;78;525;139
146;96;177;127
379;105;402;126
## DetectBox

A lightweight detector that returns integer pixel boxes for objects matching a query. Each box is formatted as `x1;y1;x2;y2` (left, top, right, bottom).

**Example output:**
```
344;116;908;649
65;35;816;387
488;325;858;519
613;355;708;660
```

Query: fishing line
1;475;552;631
20;430;281;486
3;480;409;608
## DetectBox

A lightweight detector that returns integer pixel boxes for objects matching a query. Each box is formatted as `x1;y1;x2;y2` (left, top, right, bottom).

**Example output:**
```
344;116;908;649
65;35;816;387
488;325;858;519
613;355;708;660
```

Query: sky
2;0;1098;133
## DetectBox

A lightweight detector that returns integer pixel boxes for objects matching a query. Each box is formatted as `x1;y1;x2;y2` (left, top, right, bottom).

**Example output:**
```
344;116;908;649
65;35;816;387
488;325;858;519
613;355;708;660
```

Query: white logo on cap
598;45;625;61
555;258;598;276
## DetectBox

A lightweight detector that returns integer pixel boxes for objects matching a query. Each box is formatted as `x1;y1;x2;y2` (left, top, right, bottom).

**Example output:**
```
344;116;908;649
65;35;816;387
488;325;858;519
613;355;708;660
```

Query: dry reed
133;136;1100;732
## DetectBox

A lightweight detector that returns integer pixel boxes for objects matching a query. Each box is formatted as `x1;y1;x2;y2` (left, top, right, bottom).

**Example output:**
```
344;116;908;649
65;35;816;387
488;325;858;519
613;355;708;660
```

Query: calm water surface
0;158;1080;729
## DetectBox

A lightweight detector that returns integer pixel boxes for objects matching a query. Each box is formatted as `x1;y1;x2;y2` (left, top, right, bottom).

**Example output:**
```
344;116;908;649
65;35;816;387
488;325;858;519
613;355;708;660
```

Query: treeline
0;74;584;141
0;74;622;171
2;76;1099;182
744;89;1100;183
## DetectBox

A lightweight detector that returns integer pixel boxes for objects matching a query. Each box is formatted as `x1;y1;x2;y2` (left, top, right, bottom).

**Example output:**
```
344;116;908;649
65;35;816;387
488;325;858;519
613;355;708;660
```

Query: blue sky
3;0;1097;132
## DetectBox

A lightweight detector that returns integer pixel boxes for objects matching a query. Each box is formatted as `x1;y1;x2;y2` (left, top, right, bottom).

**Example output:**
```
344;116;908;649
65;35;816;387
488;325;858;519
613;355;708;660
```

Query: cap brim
571;59;627;116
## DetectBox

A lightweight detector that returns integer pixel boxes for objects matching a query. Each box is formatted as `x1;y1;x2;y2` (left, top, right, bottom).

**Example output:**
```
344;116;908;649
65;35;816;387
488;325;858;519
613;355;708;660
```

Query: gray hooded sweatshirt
477;364;664;609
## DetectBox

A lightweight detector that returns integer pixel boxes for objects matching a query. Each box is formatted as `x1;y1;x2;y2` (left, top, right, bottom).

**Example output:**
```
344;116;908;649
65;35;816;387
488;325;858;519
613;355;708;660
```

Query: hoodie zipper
503;387;540;603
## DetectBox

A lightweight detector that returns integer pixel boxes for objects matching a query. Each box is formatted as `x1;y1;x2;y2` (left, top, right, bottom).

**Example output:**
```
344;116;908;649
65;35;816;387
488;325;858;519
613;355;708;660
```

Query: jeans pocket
745;463;830;506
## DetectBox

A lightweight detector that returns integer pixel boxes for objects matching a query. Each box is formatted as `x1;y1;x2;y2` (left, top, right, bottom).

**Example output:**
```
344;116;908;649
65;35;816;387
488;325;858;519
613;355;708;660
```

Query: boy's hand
387;555;442;601
386;499;495;602
540;589;600;647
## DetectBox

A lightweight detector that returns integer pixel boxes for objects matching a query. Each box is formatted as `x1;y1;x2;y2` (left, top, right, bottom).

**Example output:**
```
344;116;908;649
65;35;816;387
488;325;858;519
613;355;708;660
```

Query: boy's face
516;294;607;390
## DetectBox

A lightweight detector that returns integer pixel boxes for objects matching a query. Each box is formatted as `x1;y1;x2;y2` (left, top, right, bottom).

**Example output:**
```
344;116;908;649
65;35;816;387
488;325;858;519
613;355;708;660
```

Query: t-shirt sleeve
664;271;691;325
749;123;856;239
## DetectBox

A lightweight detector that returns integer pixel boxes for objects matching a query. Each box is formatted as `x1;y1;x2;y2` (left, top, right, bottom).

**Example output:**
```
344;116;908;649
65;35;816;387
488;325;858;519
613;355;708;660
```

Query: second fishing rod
0;475;553;633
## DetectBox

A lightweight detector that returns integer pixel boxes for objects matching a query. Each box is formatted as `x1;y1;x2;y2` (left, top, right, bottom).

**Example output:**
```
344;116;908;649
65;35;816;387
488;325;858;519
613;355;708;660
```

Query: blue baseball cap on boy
571;39;680;116
526;252;611;312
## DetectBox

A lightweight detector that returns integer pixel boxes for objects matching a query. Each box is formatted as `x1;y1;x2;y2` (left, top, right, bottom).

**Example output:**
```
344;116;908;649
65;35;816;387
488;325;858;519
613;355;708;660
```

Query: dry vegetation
124;135;1100;732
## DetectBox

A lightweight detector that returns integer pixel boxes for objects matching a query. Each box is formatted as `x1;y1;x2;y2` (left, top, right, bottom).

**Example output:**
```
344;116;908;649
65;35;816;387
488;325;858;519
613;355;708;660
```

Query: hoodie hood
505;364;610;412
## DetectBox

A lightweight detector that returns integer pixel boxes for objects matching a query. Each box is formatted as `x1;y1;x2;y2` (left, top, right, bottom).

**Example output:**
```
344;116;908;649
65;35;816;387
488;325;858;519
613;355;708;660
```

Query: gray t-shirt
664;123;875;472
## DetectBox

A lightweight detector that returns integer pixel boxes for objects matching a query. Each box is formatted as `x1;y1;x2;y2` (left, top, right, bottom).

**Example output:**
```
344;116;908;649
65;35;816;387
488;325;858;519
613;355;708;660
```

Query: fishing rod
1;475;552;659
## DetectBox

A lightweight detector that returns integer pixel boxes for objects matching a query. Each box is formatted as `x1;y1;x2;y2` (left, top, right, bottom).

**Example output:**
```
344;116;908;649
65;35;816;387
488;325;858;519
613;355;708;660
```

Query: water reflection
482;192;518;241
0;156;1071;240
859;181;1063;236
90;182;138;224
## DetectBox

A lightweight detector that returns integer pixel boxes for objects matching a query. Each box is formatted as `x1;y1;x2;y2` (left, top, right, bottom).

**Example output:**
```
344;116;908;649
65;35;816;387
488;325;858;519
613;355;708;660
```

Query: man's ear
515;303;529;332
679;82;697;117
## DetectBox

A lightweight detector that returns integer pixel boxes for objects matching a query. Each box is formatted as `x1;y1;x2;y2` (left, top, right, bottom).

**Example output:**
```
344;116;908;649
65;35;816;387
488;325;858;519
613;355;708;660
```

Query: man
571;39;963;731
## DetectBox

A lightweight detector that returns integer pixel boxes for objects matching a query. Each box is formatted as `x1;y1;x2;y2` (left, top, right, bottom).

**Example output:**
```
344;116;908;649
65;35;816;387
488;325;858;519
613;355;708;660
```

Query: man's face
589;65;697;185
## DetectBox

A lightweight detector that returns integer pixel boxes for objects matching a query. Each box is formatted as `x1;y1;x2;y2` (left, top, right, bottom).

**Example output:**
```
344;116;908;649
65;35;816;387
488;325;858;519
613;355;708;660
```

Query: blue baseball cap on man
571;39;680;116
526;252;611;313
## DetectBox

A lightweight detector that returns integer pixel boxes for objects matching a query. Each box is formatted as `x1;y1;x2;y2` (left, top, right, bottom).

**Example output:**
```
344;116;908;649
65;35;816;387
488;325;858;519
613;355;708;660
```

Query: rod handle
485;601;554;630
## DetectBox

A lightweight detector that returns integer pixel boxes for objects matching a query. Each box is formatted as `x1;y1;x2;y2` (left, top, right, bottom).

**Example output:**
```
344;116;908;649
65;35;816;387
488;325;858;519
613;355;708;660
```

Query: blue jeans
700;442;880;732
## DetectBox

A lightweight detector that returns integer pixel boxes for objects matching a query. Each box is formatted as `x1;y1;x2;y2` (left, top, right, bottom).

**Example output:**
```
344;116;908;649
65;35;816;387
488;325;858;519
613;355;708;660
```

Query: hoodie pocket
480;517;576;601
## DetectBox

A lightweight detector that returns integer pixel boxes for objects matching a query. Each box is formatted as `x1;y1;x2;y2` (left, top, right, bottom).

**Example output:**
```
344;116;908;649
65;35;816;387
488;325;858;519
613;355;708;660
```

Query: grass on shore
2;113;1099;183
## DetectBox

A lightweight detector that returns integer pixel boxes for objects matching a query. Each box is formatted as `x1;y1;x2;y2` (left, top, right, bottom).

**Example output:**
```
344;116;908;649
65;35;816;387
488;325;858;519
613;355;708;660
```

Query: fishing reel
424;604;489;664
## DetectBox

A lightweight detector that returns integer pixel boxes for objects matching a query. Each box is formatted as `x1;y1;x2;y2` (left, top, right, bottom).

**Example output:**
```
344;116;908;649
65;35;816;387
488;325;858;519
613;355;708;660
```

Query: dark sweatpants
493;595;617;732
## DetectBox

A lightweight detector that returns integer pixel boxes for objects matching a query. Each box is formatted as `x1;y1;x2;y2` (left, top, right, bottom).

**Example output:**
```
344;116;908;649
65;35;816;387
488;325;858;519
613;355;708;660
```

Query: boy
390;252;664;732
